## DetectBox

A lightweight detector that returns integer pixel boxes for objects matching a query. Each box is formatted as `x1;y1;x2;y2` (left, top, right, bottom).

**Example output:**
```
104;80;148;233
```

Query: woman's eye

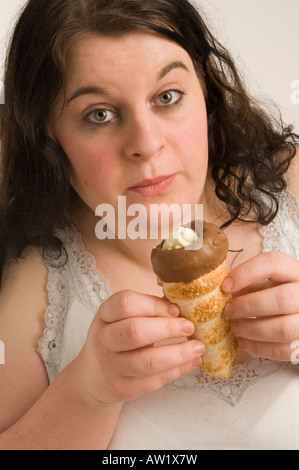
157;90;183;106
85;108;116;125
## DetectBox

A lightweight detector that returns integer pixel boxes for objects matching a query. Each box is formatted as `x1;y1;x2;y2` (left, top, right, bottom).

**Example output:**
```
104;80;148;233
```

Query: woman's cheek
175;117;208;170
68;145;119;207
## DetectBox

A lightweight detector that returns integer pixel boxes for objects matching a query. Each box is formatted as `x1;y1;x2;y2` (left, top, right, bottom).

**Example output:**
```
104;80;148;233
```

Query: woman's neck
71;200;162;271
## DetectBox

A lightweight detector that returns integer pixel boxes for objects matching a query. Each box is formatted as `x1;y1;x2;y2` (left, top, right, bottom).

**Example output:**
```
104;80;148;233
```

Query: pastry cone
160;260;237;378
151;222;237;379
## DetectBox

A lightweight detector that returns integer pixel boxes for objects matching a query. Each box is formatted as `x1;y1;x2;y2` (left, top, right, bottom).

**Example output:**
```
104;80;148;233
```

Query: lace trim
38;247;73;383
38;224;112;382
259;190;299;258
66;224;112;312
165;356;288;406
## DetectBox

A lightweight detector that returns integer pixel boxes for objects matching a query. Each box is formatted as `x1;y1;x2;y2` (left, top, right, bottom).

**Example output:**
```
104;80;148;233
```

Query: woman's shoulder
0;246;49;355
0;246;49;350
1;246;48;297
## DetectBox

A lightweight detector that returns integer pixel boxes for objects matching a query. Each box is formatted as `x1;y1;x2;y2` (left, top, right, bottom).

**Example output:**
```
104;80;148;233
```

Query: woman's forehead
65;31;193;81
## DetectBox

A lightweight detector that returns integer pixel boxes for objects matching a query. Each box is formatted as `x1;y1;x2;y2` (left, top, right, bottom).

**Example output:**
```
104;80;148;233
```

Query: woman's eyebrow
66;62;189;104
66;86;108;105
158;61;190;80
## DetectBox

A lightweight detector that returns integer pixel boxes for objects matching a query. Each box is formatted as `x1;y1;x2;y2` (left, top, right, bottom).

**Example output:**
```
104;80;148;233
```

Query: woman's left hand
222;251;299;362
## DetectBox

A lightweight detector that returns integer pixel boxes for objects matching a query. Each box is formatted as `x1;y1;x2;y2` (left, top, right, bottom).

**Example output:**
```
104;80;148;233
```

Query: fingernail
181;320;194;334
194;342;205;355
224;302;234;318
222;277;234;293
237;338;245;349
230;321;240;334
168;303;180;316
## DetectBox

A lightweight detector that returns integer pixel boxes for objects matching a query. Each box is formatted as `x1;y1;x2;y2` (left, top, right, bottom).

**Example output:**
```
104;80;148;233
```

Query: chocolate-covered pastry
151;222;228;283
151;222;237;379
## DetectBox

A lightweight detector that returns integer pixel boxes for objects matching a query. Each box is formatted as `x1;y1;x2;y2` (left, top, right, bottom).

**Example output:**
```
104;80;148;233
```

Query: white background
0;0;298;131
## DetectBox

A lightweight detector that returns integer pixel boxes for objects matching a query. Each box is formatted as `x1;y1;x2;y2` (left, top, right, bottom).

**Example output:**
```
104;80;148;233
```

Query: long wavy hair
0;0;298;283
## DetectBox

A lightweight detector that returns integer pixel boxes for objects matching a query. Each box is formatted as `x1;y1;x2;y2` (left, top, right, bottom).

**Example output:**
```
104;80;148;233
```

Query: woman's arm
0;359;123;450
0;248;50;432
0;249;122;450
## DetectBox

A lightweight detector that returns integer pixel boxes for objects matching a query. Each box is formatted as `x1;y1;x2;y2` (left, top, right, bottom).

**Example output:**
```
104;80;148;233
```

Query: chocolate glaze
151;222;229;283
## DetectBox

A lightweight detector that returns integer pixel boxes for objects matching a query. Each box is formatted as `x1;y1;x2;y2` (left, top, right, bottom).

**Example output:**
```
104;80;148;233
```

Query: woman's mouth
127;174;177;197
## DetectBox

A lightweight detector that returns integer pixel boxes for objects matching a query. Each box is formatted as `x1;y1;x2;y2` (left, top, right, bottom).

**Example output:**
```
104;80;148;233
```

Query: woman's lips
127;174;177;196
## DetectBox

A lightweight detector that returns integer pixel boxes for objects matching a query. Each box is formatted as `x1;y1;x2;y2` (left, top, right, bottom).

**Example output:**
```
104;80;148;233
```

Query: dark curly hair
0;0;298;284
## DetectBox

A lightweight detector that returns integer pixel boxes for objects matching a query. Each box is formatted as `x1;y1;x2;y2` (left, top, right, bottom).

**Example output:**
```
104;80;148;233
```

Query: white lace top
38;191;299;450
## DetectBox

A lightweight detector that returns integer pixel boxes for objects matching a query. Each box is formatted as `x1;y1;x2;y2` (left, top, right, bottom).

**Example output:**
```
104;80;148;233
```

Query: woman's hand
222;251;299;362
75;290;204;406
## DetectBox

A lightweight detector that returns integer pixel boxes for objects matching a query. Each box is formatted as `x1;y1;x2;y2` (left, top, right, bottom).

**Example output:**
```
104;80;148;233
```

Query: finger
115;340;205;377
145;357;203;390
224;283;299;319
125;357;203;399
222;252;299;294
99;290;180;323
109;357;202;402
231;279;279;298
236;337;293;362
102;316;195;352
231;314;299;343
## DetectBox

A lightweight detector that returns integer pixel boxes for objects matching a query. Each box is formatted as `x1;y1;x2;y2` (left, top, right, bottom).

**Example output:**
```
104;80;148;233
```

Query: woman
0;0;298;450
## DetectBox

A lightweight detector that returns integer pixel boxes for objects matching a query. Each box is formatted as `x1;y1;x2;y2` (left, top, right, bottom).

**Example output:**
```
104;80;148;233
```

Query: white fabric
38;190;299;450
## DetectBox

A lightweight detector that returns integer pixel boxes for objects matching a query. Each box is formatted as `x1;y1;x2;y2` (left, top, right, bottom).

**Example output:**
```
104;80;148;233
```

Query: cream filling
162;226;198;250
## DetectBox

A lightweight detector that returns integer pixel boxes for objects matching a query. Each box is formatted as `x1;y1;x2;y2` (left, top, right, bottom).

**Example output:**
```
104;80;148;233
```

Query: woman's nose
121;108;165;161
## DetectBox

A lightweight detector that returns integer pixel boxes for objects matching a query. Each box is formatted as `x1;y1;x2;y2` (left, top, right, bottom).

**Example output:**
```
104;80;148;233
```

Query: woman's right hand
74;290;205;406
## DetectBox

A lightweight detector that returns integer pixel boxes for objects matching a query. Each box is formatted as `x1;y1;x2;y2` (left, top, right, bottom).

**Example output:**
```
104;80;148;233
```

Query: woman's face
49;30;208;223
